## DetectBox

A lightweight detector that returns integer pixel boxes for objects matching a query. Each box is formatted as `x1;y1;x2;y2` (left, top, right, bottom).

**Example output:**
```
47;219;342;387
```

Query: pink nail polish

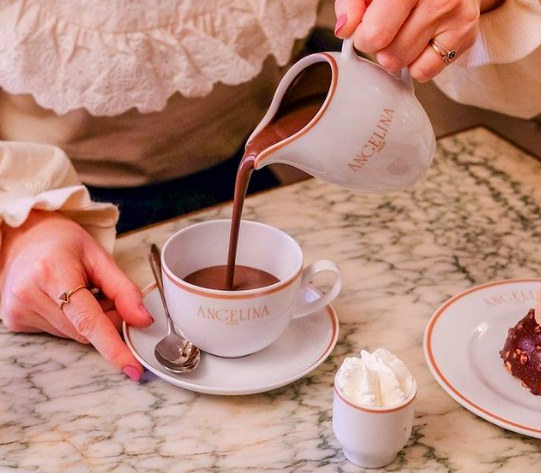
335;14;347;36
123;365;142;382
140;304;154;323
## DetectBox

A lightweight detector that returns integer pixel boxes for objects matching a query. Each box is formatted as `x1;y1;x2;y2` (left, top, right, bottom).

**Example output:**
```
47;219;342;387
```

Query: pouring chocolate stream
225;94;328;290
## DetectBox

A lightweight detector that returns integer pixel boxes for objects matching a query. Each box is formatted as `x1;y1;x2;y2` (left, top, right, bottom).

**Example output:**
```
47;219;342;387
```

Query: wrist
0;210;71;259
0;211;69;283
480;0;505;14
1;209;58;238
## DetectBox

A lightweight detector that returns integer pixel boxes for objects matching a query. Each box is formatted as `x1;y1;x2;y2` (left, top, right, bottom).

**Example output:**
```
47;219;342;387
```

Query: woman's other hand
0;210;153;381
334;0;504;82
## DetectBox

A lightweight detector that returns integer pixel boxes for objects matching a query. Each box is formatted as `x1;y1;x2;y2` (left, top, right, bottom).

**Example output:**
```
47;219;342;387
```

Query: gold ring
58;284;87;308
429;39;456;63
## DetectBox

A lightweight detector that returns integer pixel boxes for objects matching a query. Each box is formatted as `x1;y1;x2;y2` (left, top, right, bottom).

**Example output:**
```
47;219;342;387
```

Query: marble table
2;127;541;472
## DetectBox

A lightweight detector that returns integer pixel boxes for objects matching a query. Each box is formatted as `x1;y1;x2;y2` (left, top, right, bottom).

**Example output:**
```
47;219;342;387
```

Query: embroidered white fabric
0;0;320;116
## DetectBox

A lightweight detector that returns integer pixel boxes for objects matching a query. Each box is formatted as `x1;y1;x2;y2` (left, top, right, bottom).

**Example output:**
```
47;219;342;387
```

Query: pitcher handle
340;37;357;61
341;37;413;91
399;68;414;92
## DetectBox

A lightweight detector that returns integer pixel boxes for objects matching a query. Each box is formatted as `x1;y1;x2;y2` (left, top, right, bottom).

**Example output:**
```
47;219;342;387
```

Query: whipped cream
336;349;414;408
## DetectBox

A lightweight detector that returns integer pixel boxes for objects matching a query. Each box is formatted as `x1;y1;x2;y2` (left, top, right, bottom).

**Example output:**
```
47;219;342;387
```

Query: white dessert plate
424;279;541;438
124;283;339;395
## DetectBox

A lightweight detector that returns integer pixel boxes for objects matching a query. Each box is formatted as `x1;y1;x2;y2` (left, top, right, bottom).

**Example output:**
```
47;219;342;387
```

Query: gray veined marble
2;128;541;472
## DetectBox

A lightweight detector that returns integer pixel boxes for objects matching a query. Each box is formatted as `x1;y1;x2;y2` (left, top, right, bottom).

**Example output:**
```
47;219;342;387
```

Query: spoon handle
149;244;176;335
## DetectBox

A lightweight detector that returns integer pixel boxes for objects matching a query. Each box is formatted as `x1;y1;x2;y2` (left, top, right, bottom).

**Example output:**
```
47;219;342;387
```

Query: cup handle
341;37;414;92
292;260;342;319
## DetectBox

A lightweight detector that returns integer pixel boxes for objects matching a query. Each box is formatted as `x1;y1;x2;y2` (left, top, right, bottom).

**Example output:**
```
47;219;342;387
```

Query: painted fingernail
123;365;142;382
334;14;347;36
140;304;154;323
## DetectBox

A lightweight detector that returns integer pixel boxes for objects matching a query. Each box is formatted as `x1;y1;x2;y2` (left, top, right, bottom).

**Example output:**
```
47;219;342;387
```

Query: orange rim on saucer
124;283;340;395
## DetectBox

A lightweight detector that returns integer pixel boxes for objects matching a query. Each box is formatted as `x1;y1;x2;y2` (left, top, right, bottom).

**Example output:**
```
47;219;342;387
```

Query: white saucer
424;279;541;438
124;283;339;395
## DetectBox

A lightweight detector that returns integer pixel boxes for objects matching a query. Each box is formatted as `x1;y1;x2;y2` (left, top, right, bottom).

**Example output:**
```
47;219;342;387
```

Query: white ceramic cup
332;375;417;468
161;219;342;357
250;38;436;193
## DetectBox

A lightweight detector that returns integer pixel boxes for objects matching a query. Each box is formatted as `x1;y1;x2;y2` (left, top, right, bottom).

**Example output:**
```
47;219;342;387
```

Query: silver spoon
148;244;200;373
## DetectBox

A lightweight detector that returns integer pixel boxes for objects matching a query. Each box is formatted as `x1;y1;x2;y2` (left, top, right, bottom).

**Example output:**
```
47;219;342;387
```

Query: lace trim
0;0;319;116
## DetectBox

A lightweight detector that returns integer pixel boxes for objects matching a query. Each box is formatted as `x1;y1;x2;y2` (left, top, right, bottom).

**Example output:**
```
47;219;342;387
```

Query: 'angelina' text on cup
196;305;271;325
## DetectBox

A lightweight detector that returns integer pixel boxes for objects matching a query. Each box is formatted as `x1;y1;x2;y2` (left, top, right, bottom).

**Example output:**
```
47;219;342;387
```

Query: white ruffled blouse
0;0;540;255
0;0;321;252
0;0;320;116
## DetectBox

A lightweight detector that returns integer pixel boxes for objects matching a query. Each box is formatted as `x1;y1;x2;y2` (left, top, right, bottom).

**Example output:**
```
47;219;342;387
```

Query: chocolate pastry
501;309;541;395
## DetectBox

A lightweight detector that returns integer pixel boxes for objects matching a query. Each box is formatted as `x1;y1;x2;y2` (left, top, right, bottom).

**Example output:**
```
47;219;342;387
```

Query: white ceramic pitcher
247;38;436;193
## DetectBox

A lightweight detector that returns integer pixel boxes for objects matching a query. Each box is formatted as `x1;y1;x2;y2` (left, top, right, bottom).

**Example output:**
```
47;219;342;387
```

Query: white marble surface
2;128;541;472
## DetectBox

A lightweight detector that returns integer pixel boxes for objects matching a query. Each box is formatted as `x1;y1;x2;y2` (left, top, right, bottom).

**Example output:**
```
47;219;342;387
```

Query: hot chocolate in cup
161;219;342;358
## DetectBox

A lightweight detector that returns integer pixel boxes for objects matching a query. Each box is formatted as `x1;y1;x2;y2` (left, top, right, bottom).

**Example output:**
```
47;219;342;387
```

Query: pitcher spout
245;53;338;170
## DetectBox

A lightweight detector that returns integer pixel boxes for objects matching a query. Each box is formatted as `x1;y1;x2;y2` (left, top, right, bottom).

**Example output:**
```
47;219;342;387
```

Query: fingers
2;302;66;338
375;7;476;74
26;315;72;340
30;290;90;343
353;0;417;53
408;36;454;83
334;0;367;38
97;298;123;332
348;0;480;77
5;280;89;342
408;29;475;82
105;309;123;332
375;9;438;73
55;286;144;380
83;245;153;328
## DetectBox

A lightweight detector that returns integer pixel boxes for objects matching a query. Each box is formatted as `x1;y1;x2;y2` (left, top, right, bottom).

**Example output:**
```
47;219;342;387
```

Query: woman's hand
0;210;153;381
334;0;504;82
